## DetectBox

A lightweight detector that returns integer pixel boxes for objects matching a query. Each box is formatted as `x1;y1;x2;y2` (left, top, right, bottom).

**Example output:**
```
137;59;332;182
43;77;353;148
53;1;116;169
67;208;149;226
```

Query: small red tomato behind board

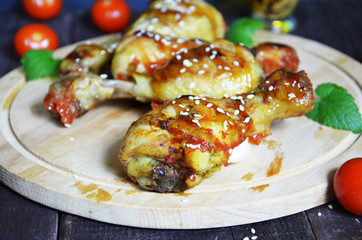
333;158;362;216
23;0;62;20
91;0;131;33
14;24;59;57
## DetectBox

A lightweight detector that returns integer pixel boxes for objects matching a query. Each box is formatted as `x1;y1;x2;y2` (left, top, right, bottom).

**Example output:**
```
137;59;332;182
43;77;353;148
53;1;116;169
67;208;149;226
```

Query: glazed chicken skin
44;38;298;125
119;69;314;192
126;0;226;41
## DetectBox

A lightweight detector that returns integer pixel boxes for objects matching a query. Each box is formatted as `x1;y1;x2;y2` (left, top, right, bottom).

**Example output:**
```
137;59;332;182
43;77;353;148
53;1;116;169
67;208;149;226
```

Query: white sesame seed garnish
242;129;246;133
192;58;198;62
179;104;186;108
179;20;185;27
188;96;194;100
328;204;333;209
233;61;239;66
251;228;256;234
234;110;240;115
205;47;211;52
218;65;223;70
172;100;176;104
189;82;195;89
268;86;274;91
247;94;254;99
216;107;225;114
183;59;192;67
198;70;205;75
239;105;245;111
224;94;229;98
243;237;249;240
195;100;200;104
209;54;216;60
244;117;251;123
176;55;182;60
180;68;186;73
223;120;228;130
223;66;231;71
194;114;202;118
251;236;258;240
317;212;322;216
192;119;201;127
206;103;213;108
180;111;189;116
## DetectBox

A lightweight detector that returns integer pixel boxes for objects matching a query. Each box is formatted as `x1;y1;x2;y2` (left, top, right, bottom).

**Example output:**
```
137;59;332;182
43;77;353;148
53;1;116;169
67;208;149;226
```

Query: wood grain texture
0;183;58;240
0;31;361;229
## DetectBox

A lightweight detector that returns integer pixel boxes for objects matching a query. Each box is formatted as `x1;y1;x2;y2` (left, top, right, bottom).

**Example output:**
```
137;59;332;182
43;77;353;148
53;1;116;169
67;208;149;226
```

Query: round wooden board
0;31;361;229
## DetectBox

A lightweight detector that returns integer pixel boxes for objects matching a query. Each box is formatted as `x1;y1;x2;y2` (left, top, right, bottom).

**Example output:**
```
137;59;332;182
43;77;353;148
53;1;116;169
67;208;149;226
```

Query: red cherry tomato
333;158;362;215
14;24;59;57
91;0;131;33
22;0;62;20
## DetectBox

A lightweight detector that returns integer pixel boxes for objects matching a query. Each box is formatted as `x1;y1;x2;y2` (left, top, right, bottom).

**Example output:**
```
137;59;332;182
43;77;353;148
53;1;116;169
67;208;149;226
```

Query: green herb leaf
226;18;264;48
21;50;61;81
306;83;362;133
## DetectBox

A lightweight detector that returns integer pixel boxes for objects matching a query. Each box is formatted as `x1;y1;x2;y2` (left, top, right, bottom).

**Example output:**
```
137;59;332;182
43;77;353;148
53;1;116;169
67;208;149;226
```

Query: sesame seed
234;110;240;115
176;55;182;60
183;59;192;67
218;65;223;69
188;96;194;100
179;20;185;27
217;107;225;114
179;104;186;108
243;237;249;240
247;94;254;99
147;25;155;32
224;94;229;98
194;114;202;117
242;129;246;133
251;228;256;234
268;86;274;91
192;58;198;62
189;82;195;89
203;63;209;68
317;212;322;216
180;111;189;116
192;119;201;127
223;120;228;130
239;105;245;111
154;34;161;41
195;100;200;104
233;61;239;66
206;103;213;108
172;100;176;104
328;204;333;209
198;70;205;75
180;68;186;73
209;54;216;60
205;47;211;52
244;117;251;123
224;66;231;71
251;236;258;240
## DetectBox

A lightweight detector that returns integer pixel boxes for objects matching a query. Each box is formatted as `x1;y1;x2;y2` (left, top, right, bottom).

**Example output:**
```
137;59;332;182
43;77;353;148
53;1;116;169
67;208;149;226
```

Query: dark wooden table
1;0;361;239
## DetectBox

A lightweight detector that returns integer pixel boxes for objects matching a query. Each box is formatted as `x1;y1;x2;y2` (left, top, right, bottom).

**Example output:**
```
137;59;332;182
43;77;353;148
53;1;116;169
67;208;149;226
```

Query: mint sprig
306;83;362;133
226;18;265;48
21;50;61;81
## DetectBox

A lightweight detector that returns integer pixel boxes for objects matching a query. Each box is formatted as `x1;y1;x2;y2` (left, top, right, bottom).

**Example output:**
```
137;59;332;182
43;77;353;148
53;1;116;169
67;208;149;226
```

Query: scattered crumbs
317;212;322;216
243;237;249;240
251;228;256;234
328;204;333;209
251;236;258;240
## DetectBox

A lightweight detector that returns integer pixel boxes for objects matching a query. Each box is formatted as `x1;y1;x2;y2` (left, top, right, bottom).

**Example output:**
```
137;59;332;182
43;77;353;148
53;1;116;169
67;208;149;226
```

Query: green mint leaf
306;83;362;133
226;18;264;48
21;50;61;81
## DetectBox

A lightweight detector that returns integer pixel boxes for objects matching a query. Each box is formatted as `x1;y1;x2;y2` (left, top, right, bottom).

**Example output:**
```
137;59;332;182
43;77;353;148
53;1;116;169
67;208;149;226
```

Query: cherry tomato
22;0;62;20
333;158;362;215
14;24;59;57
91;0;131;33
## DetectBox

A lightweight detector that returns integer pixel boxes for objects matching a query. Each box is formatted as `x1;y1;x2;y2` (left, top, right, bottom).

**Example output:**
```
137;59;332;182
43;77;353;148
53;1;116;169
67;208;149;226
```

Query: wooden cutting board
0;31;361;229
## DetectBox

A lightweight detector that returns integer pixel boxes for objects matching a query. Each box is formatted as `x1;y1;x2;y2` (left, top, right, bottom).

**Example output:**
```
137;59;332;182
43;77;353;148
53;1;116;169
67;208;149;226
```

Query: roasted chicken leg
119;69;314;192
